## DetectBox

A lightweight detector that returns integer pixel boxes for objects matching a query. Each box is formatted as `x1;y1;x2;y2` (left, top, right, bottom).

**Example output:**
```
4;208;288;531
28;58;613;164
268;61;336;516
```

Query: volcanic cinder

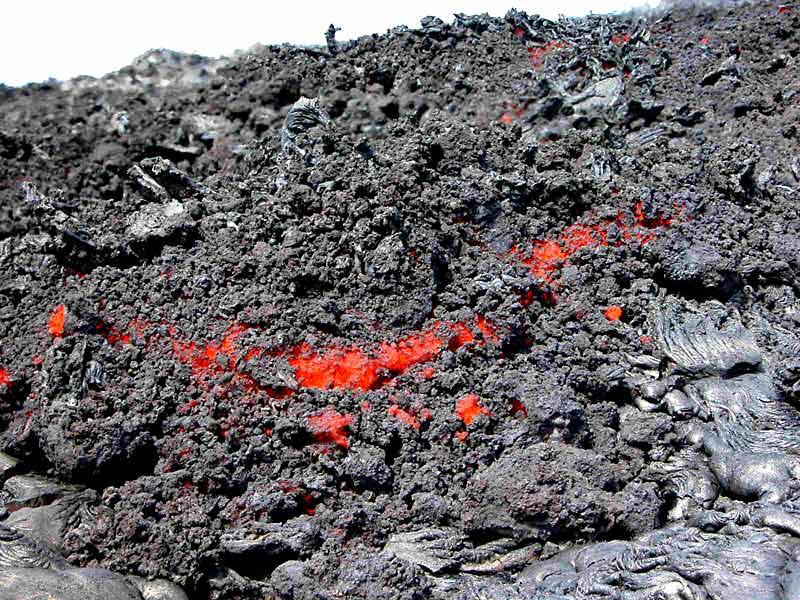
1;2;800;599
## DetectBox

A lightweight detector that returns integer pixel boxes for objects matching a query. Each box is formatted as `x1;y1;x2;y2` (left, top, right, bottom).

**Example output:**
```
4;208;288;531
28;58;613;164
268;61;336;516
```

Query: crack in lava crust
511;201;682;287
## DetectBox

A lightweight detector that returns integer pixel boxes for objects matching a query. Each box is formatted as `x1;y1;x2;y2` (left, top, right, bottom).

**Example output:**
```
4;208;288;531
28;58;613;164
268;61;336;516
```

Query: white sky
1;1;658;86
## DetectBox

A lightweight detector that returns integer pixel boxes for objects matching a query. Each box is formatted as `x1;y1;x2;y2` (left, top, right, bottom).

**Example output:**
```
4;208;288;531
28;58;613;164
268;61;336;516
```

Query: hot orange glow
97;321;131;345
611;34;631;45
0;369;11;388
475;315;500;344
528;40;567;68
289;318;498;392
456;394;490;425
48;305;66;338
172;324;290;400
89;314;504;433
307;409;353;448
514;202;679;285
388;405;420;430
604;305;623;321
173;323;250;381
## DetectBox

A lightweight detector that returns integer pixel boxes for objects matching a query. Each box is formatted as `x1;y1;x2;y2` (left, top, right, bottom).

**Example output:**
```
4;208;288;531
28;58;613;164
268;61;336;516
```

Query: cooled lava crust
1;1;799;599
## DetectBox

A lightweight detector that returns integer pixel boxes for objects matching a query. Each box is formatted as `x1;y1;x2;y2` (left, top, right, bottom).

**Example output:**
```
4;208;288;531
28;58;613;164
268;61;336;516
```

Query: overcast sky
2;1;659;86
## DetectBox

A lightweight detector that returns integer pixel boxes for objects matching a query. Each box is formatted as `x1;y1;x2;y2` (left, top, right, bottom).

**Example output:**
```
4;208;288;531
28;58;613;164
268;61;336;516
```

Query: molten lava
289;317;498;392
388;405;420;430
307;409;353;448
97;322;131;345
0;369;11;388
604;305;623;321
475;315;500;344
48;304;66;338
172;323;289;400
420;367;436;380
514;202;679;285
528;40;567;68
456;394;491;425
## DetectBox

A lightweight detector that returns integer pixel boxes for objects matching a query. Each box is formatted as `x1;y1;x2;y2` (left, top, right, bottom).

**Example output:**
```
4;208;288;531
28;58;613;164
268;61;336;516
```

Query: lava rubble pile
1;1;800;599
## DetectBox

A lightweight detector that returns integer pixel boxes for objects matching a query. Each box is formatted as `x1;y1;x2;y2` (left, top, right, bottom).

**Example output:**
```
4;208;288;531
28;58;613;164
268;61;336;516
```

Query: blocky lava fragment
48;305;66;338
307;409;353;449
462;443;624;542
455;394;490;425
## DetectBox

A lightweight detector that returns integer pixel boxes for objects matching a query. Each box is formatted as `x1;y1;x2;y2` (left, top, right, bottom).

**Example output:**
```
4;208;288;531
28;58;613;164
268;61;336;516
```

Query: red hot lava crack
512;201;681;287
88;315;501;401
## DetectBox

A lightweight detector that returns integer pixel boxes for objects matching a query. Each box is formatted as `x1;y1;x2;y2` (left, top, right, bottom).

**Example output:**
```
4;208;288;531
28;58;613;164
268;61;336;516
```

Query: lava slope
1;1;800;599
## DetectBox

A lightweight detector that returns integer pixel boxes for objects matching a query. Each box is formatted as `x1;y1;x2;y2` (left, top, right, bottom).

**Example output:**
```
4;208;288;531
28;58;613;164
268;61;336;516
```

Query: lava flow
528;40;568;68
99;315;501;400
513;201;679;285
0;369;12;389
172;323;291;400
289;316;499;392
307;409;353;448
456;393;491;425
388;405;427;430
48;305;66;338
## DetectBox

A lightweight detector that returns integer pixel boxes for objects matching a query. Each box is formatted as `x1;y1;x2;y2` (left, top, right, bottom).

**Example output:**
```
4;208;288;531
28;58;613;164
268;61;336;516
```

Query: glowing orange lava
514;202;679;286
456;394;490;425
475;315;500;344
48;305;66;338
388;405;420;430
604;305;623;321
97;321;131;345
289;317;498;392
172;323;290;400
0;369;11;388
528;40;567;68
307;409;353;448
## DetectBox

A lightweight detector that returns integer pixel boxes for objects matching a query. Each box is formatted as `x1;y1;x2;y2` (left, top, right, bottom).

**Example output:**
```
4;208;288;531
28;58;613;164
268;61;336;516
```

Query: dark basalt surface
1;1;799;598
